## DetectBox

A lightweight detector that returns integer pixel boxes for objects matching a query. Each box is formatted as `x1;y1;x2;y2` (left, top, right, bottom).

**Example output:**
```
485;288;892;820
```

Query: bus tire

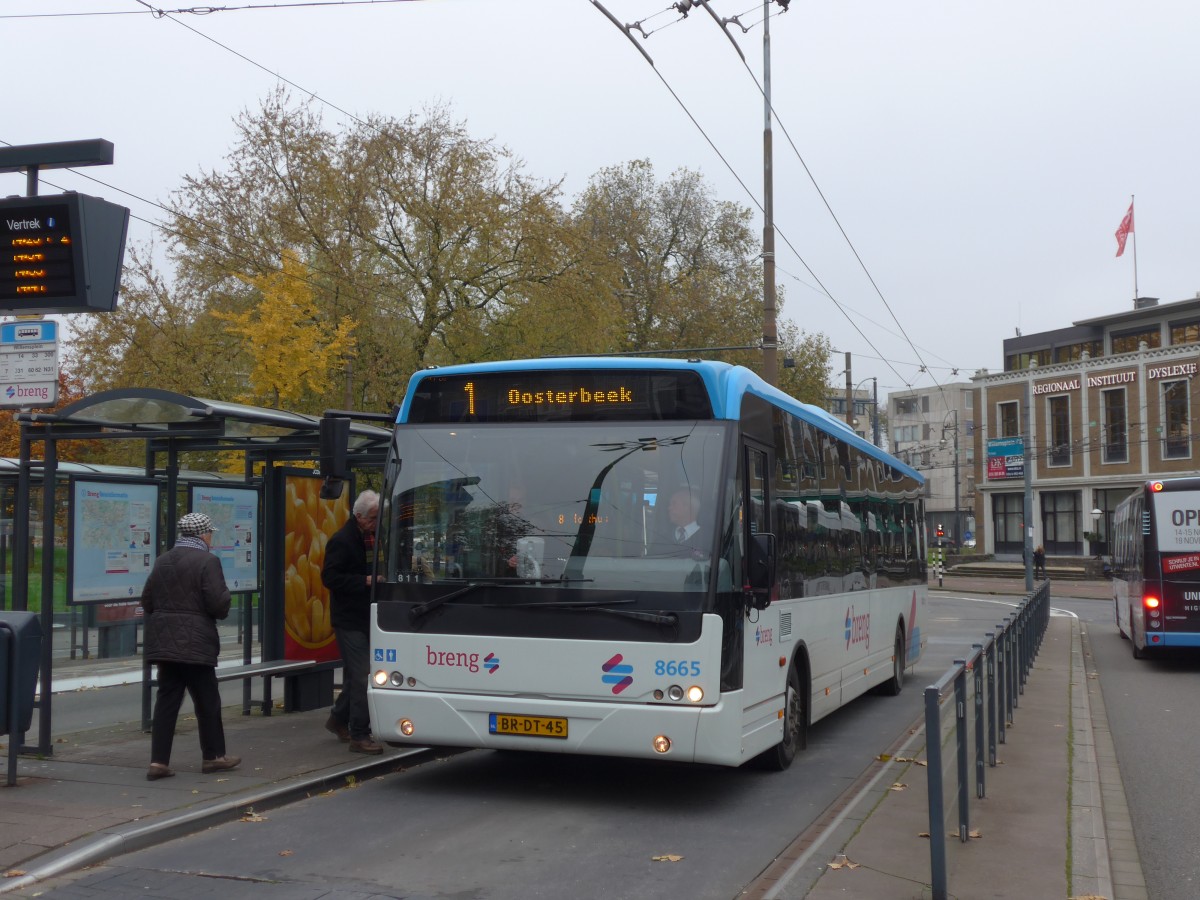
876;624;906;696
757;664;807;771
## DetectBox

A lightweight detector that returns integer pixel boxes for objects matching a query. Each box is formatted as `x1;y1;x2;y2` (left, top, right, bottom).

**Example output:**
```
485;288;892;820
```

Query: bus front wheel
758;664;807;771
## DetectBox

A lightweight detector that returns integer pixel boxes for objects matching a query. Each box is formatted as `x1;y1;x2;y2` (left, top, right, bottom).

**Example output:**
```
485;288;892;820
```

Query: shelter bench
214;659;317;716
141;658;322;730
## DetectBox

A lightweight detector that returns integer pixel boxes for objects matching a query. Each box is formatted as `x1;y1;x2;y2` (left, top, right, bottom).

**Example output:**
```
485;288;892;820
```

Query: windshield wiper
492;599;678;626
410;581;494;622
409;576;592;622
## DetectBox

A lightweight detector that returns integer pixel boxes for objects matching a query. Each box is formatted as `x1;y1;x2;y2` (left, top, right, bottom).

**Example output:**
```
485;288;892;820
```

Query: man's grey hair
353;489;380;517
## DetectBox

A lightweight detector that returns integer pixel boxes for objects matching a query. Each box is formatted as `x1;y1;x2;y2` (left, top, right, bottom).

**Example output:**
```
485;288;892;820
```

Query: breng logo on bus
845;606;870;650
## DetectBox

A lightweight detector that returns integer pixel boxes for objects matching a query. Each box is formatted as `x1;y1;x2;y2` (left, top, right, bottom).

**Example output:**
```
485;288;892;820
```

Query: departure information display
0;199;76;301
0;192;129;313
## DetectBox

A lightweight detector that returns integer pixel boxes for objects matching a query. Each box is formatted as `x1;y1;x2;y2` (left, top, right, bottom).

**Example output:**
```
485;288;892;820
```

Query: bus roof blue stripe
399;357;922;484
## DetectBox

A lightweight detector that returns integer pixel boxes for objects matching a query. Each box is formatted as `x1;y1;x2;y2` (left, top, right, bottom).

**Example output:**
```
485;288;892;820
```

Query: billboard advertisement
986;436;1025;481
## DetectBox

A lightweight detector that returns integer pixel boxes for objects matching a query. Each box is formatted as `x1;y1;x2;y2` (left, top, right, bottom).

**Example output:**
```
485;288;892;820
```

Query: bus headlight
652;735;672;754
667;685;684;702
687;685;704;703
399;718;415;736
390;671;405;686
372;669;389;686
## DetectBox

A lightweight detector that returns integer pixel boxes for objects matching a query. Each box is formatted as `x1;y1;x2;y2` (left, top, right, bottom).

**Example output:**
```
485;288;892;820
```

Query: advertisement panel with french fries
283;472;350;663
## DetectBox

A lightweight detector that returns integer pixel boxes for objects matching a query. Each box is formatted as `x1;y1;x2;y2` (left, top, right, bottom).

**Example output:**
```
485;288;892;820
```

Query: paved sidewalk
0;706;430;895
0;576;1139;899
775;576;1142;900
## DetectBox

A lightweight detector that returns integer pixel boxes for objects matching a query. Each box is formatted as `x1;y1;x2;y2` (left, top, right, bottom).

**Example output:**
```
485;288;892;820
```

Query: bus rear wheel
875;625;906;696
758;664;806;771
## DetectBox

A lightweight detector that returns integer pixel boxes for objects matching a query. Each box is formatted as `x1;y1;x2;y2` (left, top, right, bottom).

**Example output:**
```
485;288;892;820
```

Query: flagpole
1130;194;1138;299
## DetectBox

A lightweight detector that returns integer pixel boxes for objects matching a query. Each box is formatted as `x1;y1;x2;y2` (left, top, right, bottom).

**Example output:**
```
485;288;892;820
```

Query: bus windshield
382;422;731;594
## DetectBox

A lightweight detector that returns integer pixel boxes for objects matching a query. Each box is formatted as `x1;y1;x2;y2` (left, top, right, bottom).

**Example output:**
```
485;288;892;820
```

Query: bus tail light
1143;595;1161;610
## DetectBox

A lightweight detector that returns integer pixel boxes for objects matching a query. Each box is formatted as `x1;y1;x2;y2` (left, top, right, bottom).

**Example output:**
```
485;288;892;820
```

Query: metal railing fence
924;580;1050;900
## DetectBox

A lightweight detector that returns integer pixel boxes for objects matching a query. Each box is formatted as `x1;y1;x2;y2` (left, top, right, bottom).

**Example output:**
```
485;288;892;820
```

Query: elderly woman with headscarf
143;512;241;780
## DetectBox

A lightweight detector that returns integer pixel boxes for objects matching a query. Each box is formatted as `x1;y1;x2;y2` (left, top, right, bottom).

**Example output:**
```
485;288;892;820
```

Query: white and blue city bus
1112;477;1200;658
366;358;927;768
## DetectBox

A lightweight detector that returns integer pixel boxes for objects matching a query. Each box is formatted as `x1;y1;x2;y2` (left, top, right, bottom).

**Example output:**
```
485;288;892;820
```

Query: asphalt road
18;594;1054;900
1058;595;1200;900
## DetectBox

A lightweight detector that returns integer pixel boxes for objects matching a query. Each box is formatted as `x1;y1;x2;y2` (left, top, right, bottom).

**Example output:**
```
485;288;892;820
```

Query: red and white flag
1115;201;1134;257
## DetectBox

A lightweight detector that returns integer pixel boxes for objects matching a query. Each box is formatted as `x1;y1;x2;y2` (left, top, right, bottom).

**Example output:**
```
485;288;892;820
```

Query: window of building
1163;380;1191;459
1004;349;1052;371
1040;491;1082;555
894;396;918;415
1048;395;1071;466
921;396;929;413
992;493;1024;554
1101;388;1127;463
1111;328;1161;354
1170;321;1200;345
999;401;1019;437
1051;341;1103;363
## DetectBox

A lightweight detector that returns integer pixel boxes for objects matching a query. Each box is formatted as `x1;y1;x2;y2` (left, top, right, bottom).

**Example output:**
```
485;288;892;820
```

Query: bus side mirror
319;416;350;499
747;532;776;609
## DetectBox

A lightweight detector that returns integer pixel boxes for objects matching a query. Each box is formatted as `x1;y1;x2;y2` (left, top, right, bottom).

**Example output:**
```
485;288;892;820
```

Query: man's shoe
348;738;384;755
201;755;242;774
146;763;175;781
325;715;351;742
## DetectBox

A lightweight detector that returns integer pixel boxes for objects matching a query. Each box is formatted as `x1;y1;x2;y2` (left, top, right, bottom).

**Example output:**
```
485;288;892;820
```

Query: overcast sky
3;0;1196;400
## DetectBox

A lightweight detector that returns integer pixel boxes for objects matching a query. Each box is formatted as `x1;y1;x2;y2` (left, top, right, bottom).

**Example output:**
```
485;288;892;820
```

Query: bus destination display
408;369;714;423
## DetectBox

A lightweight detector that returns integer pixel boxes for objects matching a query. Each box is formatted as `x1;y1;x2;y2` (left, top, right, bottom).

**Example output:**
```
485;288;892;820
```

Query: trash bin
0;611;42;737
98;621;137;658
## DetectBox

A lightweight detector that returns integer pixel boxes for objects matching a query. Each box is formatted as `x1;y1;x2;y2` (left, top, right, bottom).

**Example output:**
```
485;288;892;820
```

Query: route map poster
68;478;159;604
190;484;259;593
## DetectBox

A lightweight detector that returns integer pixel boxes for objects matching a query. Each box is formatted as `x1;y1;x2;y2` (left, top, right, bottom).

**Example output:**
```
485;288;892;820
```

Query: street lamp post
940;410;960;547
851;377;879;447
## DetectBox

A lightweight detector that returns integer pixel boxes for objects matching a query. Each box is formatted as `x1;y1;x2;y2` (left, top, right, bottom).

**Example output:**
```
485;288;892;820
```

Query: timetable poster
190;484;260;592
69;478;159;604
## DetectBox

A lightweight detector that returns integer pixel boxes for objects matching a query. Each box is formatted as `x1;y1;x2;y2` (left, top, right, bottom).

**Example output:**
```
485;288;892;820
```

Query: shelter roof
25;388;391;456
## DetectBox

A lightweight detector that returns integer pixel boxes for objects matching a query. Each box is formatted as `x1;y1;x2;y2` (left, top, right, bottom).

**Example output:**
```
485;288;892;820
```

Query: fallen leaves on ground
279;850;293;857
3;869;27;878
651;855;684;862
827;854;860;870
239;807;268;823
889;783;907;791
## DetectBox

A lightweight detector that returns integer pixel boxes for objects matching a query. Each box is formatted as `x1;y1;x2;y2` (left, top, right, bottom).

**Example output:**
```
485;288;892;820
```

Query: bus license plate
489;713;568;739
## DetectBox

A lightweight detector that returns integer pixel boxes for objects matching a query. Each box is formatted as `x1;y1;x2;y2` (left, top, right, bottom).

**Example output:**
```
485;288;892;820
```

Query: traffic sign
0;319;58;408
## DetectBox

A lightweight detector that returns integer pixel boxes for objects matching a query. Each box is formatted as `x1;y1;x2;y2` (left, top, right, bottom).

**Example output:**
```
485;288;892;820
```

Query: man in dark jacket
322;489;384;754
143;512;240;780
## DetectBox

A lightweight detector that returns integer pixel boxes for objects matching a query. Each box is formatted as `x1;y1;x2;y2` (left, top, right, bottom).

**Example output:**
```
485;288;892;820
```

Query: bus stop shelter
5;388;391;755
